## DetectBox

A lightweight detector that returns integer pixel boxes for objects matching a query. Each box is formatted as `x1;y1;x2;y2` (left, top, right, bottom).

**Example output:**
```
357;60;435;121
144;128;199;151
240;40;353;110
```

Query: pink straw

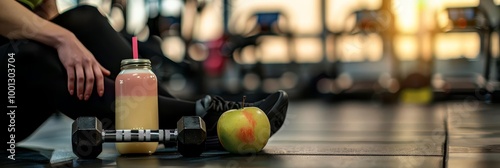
132;36;138;59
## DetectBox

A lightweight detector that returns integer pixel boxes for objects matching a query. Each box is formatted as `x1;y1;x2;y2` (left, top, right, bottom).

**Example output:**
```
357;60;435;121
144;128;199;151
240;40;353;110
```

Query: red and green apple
217;101;271;154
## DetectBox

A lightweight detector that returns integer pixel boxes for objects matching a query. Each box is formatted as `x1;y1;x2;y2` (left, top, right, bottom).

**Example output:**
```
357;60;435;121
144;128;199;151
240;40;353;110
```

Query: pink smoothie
116;71;157;97
115;70;159;154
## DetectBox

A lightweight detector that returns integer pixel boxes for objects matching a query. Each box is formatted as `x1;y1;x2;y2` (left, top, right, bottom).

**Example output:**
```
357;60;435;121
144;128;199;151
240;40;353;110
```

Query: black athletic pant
1;5;196;144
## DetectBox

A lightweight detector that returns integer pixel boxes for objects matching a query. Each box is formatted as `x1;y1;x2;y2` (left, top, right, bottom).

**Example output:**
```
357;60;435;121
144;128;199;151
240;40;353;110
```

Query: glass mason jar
115;58;159;155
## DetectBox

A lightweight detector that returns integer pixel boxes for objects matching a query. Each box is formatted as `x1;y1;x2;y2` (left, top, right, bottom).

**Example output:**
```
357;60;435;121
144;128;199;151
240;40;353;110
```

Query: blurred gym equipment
432;0;498;103
207;10;299;100
319;0;398;103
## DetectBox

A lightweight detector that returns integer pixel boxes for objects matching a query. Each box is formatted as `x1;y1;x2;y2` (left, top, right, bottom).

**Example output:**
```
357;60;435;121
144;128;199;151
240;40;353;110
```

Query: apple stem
242;95;246;107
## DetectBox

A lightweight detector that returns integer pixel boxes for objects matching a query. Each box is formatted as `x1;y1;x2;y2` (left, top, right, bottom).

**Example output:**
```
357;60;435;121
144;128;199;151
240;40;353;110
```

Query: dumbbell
72;116;206;159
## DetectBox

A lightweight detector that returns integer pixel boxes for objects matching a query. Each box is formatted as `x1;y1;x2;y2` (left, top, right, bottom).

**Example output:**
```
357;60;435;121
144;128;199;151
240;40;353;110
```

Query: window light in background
108;5;125;32
365;33;384;62
435;0;480;30
434;32;480;60
326;0;382;33
336;34;364;62
258;36;290;64
439;0;479;7
228;0;284;35
192;0;224;41
294;37;323;63
335;33;383;62
392;0;419;34
233;45;259;65
283;0;322;35
126;0;148;35
229;0;322;35
161;0;183;17
161;36;186;63
394;35;418;61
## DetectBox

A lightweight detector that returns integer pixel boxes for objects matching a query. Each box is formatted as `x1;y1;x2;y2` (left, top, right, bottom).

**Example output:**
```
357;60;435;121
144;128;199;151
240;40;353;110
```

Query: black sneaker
195;90;289;150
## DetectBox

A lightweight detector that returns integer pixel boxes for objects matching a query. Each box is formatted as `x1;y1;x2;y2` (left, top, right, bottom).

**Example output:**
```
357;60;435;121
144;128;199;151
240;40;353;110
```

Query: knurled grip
103;129;178;142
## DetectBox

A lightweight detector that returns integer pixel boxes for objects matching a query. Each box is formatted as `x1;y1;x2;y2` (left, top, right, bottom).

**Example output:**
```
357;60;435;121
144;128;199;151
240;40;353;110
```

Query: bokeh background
57;0;500;103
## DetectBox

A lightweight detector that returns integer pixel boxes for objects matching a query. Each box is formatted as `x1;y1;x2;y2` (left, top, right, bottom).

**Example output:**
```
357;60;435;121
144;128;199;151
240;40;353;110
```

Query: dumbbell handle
102;129;178;142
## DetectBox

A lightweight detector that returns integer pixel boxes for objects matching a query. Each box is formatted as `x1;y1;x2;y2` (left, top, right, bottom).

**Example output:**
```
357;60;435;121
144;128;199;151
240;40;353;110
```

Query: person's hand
56;34;111;100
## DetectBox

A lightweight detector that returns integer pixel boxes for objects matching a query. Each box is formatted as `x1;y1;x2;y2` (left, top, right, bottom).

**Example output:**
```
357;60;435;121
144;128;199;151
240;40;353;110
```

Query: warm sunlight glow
436;9;452;31
394;35;418;61
326;35;336;62
326;0;353;33
284;0;322;35
439;0;479;8
434;0;481;31
193;0;224;41
162;36;186;63
362;0;383;9
492;32;499;58
392;0;418;34
230;0;321;35
326;0;382;33
336;34;364;62
234;46;259;64
434;32;480;59
294;38;323;63
108;6;125;32
365;33;383;61
229;0;283;34
336;33;383;62
258;36;290;63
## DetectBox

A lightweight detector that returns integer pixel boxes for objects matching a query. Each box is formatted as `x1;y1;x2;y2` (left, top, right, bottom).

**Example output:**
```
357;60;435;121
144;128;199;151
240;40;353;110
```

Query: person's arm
0;0;68;48
0;0;110;100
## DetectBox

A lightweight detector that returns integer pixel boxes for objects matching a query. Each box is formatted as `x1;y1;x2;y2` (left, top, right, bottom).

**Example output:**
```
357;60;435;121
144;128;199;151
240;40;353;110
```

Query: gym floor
1;99;499;168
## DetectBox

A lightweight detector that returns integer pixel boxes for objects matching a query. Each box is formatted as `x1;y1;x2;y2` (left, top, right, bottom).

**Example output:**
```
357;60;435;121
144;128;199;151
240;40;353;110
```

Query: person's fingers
99;64;111;76
65;65;75;96
93;64;105;97
75;64;85;100
83;62;95;101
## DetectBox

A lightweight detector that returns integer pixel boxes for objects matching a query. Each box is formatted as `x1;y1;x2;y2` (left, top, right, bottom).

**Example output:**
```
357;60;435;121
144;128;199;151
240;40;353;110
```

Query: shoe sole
266;90;289;136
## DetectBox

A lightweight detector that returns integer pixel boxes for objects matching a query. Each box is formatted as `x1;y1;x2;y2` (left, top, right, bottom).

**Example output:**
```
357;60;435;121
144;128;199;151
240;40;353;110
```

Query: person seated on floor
0;0;288;150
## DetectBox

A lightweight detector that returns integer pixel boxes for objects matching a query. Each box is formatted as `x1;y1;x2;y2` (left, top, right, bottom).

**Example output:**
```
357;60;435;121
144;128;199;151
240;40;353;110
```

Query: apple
217;97;271;154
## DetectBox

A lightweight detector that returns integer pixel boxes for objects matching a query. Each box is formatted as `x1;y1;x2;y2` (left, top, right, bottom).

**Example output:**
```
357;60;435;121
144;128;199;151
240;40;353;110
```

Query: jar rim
120;58;151;70
121;58;151;66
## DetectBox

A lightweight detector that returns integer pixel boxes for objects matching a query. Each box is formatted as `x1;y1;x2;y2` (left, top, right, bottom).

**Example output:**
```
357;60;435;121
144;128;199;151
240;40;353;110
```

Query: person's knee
66;5;103;22
52;5;106;31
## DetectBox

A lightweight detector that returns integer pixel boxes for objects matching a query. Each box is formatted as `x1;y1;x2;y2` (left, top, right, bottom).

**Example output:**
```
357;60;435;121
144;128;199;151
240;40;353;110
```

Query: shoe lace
208;96;242;113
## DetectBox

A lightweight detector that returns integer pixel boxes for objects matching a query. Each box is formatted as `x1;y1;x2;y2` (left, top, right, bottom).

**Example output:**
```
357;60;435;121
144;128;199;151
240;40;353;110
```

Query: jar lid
120;58;151;70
